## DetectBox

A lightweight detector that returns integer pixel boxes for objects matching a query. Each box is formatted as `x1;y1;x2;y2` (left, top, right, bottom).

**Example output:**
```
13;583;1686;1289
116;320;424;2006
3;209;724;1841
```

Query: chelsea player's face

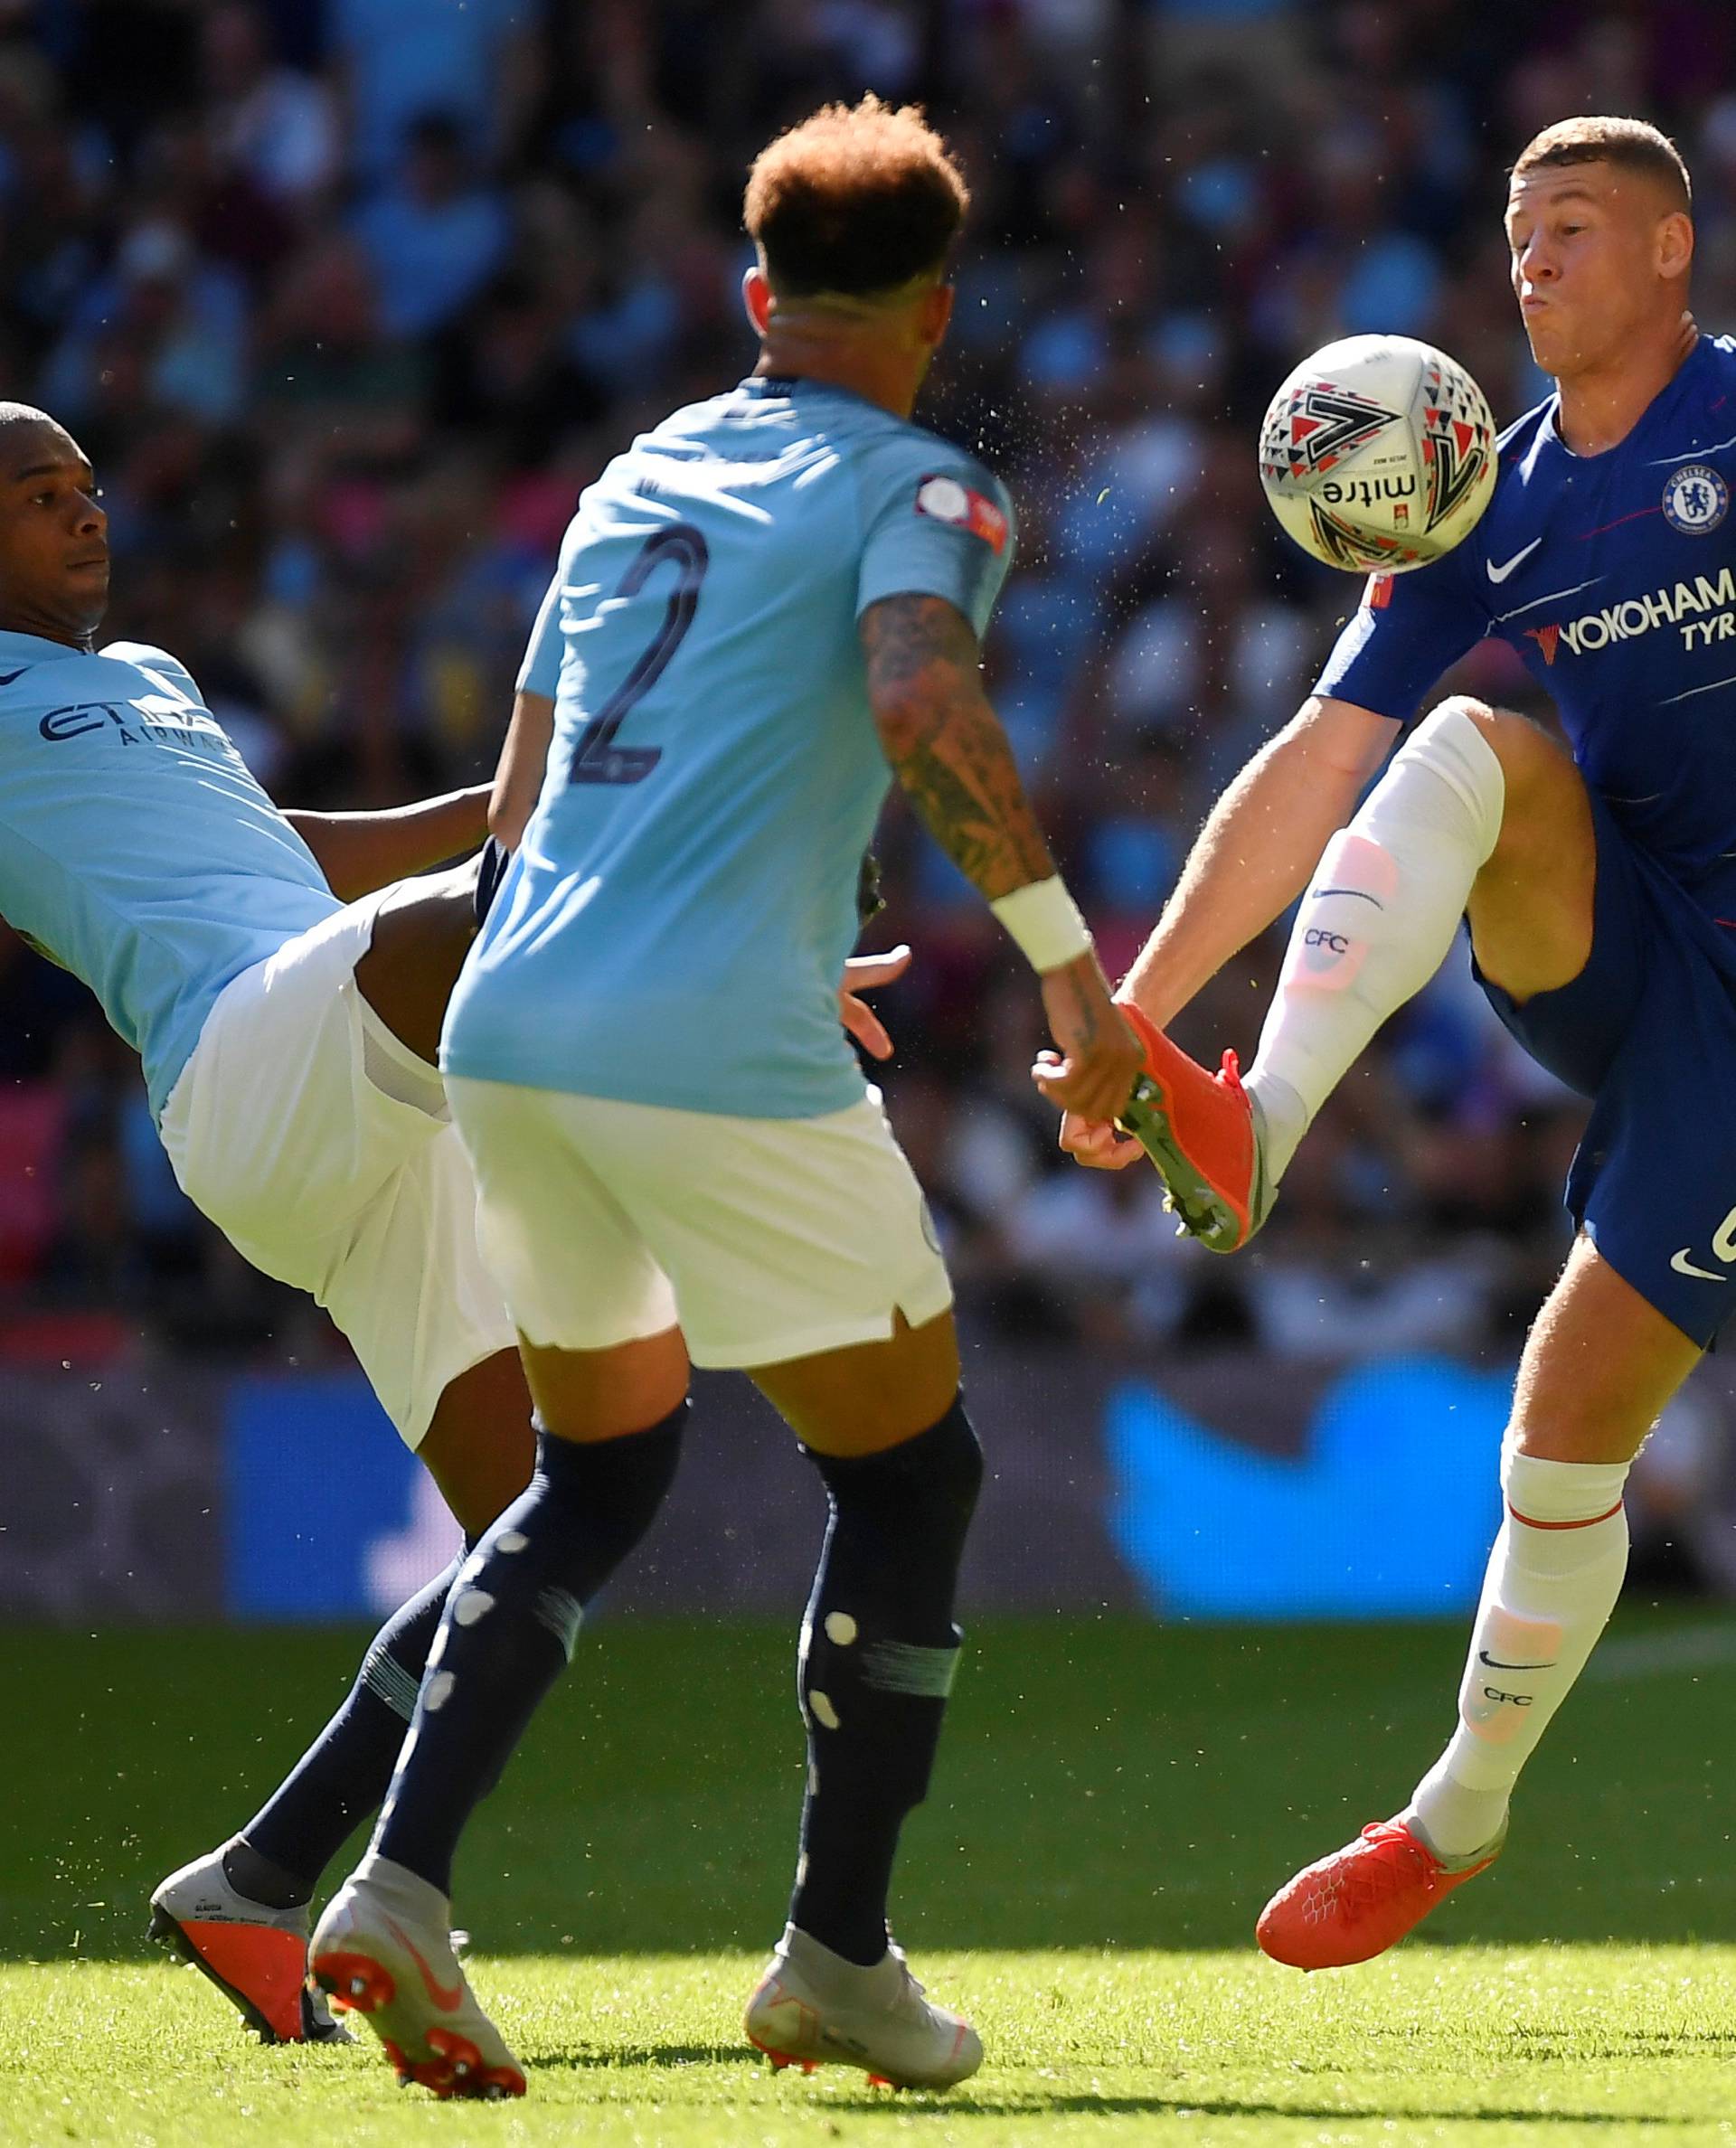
1505;164;1681;381
0;421;109;643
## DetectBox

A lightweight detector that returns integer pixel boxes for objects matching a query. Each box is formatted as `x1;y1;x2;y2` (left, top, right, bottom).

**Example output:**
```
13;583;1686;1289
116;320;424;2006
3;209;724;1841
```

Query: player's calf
787;1396;981;1966
367;1405;686;1898
1457;696;1598;1005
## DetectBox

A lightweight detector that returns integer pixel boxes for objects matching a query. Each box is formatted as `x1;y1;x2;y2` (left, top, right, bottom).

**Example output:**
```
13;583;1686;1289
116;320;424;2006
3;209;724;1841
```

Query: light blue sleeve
854;440;1017;641
515;561;565;697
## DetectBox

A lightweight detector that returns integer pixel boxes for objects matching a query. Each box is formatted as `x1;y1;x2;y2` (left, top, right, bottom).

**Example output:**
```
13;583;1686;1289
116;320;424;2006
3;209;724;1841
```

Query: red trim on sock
1507;1498;1624;1531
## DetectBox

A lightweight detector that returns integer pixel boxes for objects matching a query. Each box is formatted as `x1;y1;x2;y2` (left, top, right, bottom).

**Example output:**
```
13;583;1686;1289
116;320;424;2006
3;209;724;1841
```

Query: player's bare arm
862;592;1052;894
285;785;494;903
487;689;554;849
861;592;1140;1123
1061;692;1395;1168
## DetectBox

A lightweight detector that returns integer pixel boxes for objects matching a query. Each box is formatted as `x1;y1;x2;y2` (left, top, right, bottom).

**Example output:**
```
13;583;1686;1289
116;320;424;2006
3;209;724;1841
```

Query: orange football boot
149;1844;349;2043
1114;1002;1274;1252
1256;1816;1504;1970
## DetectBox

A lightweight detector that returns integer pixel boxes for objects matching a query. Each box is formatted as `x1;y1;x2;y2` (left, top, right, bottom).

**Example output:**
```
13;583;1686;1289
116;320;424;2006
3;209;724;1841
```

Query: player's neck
753;333;920;421
0;611;94;652
1553;313;1699;457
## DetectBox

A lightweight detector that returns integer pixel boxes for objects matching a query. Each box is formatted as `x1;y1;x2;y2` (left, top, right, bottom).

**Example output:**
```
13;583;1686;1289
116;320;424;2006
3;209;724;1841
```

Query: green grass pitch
6;1612;1736;2143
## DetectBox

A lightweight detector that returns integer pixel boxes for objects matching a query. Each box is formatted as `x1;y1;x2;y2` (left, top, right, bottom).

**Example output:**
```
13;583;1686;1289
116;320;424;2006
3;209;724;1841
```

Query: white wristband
989;876;1092;973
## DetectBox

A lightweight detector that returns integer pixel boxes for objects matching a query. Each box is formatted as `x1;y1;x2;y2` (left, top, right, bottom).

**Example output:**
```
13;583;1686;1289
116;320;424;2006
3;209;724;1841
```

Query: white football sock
1404;1448;1630;1861
1246;699;1505;1181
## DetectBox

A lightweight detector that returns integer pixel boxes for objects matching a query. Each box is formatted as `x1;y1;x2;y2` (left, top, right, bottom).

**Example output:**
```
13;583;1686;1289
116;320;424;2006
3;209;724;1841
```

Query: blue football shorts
1477;787;1736;1348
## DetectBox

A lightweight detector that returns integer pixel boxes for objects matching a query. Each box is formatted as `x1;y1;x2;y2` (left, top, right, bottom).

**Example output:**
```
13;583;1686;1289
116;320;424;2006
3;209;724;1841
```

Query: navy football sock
232;1546;474;1905
373;1407;686;1895
788;1394;983;1964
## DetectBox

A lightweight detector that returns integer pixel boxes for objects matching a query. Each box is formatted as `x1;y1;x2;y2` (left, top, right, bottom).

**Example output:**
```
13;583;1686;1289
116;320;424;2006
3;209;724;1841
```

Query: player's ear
918;280;954;350
742;265;772;336
1657;209;1694;286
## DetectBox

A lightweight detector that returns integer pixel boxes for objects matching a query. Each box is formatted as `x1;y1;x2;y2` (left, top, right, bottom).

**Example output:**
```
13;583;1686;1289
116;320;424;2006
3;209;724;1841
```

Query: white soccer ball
1258;334;1497;573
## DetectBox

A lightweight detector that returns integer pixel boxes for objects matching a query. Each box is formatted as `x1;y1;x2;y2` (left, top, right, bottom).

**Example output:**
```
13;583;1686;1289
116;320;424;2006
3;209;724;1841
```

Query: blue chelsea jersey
0;632;338;1119
1318;334;1736;921
444;376;1016;1117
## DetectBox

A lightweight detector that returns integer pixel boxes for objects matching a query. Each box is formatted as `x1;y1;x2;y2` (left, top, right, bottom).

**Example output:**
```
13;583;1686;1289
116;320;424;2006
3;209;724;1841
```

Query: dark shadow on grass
530;2043;744;2070
818;2094;1708;2125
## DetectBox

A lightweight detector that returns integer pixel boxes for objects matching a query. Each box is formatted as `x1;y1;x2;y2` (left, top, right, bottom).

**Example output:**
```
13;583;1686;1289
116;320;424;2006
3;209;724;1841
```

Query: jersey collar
1543;332;1709;460
0;627;90;664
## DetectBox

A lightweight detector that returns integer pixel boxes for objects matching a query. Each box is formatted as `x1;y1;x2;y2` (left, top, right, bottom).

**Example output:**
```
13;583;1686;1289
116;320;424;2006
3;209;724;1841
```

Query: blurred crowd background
0;0;1730;1463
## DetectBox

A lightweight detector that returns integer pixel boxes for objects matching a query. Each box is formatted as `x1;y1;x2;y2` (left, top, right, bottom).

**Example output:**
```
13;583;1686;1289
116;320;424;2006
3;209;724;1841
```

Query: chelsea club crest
1662;463;1729;533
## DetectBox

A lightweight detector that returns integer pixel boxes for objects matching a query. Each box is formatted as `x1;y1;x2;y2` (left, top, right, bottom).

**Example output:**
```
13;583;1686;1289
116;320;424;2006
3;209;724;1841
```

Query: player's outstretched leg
312;1396;686;2095
147;1549;468;2043
1121;698;1504;1249
743;1370;984;2091
1259;1239;1699;1969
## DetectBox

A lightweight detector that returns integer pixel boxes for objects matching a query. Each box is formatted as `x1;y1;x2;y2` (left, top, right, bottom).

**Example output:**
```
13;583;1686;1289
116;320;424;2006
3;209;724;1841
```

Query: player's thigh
445;1075;692;1441
543;1088;958;1448
316;1118;520;1449
1462;702;1598;1004
418;1346;537;1538
1475;784;1656;1098
514;1330;692;1447
750;1305;961;1457
1510;1233;1702;1464
160;888;450;1241
352;860;479;1068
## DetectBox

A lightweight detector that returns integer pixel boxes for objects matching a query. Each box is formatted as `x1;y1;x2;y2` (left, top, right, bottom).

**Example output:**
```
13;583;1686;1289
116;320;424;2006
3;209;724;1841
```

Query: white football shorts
159;890;515;1446
445;1078;955;1369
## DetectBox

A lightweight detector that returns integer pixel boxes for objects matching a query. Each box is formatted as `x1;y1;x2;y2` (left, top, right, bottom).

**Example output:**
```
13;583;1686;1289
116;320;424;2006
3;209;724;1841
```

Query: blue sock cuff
807;1392;982;1504
531;1398;688;1489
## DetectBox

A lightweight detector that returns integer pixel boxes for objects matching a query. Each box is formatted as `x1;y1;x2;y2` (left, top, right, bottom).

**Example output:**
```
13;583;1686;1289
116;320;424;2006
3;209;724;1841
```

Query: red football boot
1256;1816;1504;1971
149;1844;350;2044
1114;1002;1274;1252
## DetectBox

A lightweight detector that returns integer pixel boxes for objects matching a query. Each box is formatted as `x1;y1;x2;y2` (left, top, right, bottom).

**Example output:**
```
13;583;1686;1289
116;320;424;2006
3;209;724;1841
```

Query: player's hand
1059;1110;1146;1170
1032;953;1144;1124
839;945;911;1060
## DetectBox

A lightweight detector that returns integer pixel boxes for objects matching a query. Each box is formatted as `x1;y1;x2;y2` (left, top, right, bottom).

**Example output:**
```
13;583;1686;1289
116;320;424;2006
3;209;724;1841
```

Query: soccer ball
1258;334;1497;573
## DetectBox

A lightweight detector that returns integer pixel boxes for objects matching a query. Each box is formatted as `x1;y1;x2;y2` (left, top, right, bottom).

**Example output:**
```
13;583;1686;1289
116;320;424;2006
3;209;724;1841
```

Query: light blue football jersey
443;375;1016;1116
0;630;339;1119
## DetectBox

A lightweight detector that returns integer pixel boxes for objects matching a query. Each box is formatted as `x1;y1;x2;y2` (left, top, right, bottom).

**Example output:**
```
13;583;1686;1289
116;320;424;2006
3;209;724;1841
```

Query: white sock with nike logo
1246;698;1505;1182
1405;1448;1630;1861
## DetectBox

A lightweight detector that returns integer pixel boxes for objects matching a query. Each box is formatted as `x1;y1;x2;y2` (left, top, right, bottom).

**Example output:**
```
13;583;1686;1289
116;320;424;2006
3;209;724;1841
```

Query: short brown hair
744;95;969;299
1513;116;1692;214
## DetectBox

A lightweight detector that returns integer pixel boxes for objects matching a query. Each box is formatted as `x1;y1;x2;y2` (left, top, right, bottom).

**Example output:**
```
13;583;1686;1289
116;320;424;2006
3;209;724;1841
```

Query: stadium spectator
15;0;1723;1385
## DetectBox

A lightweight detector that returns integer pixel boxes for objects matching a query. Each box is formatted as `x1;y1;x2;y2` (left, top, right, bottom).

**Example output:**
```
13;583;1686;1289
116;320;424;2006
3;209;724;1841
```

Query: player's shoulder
1689;332;1736;400
854;406;1006;498
846;410;1014;559
1492;392;1556;474
92;639;201;694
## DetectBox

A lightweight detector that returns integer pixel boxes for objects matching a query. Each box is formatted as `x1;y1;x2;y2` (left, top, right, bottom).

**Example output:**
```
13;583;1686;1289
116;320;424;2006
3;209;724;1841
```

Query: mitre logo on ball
1259;335;1497;574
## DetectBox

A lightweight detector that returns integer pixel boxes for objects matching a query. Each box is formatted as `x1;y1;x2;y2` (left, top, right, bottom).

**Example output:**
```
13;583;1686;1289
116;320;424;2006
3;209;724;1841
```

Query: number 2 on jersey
569;523;710;786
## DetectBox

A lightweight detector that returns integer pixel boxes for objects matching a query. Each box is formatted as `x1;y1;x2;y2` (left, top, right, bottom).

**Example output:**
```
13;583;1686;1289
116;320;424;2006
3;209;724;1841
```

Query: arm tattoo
860;594;1053;900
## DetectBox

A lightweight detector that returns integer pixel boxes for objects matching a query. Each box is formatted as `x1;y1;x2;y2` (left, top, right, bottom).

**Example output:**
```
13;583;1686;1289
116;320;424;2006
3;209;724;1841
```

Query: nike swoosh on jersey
1671;1248;1727;1281
382;1913;464;2011
1486;540;1543;583
0;666;32;686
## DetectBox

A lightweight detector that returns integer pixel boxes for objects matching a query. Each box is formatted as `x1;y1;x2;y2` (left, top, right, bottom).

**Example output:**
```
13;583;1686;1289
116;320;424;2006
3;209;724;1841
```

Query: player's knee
1429;694;1563;798
806;1397;981;1629
896;1392;985;1516
529;1405;686;1560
